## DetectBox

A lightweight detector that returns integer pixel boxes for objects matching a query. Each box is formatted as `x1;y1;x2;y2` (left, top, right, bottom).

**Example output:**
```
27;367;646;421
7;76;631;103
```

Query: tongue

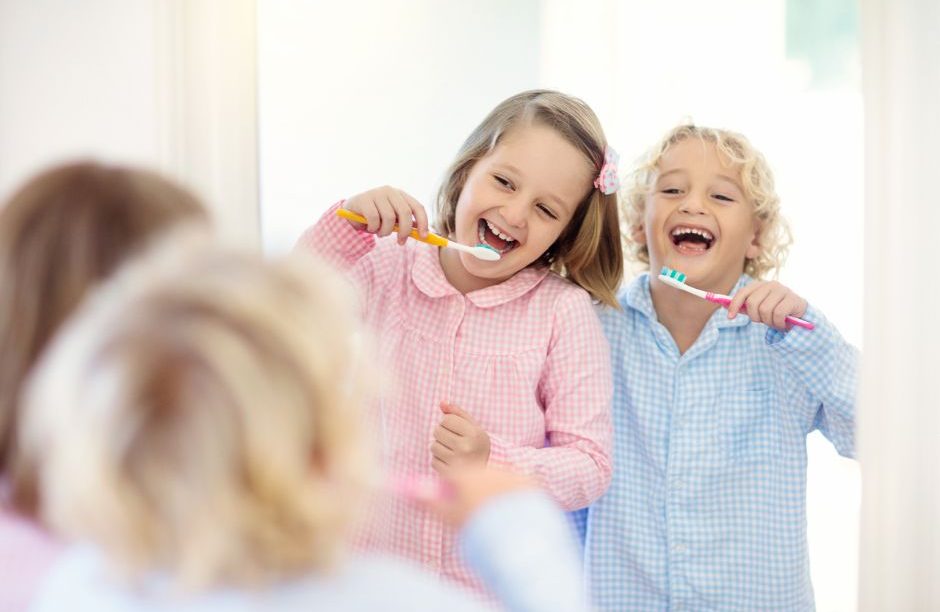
677;239;708;252
483;224;511;251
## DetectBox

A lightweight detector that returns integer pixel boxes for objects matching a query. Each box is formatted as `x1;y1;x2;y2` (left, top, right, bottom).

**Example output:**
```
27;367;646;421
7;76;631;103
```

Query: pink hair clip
594;147;620;195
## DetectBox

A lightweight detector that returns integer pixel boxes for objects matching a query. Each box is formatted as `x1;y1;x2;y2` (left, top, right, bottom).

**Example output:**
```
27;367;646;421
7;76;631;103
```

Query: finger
758;291;785;328
356;199;382;234
440;401;475;423
774;295;802;330
441;413;474;436
743;286;772;323
430;440;453;462
404;193;430;238
433;424;460;450
374;197;398;237
431;457;449;475
727;284;756;318
389;191;416;244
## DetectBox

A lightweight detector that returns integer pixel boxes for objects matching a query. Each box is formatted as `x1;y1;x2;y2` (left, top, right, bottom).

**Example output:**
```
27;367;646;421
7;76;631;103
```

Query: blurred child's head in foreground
0;160;209;513
22;244;373;589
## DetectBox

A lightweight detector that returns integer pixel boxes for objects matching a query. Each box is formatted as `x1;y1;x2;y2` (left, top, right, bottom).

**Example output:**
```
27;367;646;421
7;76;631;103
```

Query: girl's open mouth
478;219;518;254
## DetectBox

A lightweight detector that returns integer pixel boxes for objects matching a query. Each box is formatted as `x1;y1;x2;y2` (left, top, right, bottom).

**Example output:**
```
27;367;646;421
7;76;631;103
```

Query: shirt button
672;479;686;490
672;543;687;554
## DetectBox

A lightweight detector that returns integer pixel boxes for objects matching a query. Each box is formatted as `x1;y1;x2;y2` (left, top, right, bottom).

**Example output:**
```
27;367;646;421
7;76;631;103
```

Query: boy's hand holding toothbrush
342;186;430;245
726;280;809;331
431;402;491;474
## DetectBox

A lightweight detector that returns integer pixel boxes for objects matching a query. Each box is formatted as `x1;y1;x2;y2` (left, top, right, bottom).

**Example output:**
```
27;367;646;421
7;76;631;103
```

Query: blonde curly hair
21;243;374;589
622;124;791;279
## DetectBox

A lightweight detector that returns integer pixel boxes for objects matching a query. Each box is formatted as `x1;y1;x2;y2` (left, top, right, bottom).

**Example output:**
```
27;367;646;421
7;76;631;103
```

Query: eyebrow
656;168;744;194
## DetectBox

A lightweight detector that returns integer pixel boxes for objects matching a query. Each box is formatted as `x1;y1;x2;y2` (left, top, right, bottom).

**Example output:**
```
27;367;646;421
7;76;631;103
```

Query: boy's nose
678;194;707;215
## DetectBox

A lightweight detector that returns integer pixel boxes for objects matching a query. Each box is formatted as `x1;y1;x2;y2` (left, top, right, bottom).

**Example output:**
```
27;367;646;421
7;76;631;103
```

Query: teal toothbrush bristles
660;266;686;282
478;243;498;253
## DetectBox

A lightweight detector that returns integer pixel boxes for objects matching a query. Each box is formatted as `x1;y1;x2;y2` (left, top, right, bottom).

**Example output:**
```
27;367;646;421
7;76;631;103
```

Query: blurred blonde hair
0;161;208;514
622;124;792;279
435;89;623;307
21;242;373;589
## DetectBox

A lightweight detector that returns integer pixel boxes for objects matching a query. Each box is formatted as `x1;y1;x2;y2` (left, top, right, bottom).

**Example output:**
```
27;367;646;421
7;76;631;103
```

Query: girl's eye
661;188;682;195
537;203;558;220
494;175;513;189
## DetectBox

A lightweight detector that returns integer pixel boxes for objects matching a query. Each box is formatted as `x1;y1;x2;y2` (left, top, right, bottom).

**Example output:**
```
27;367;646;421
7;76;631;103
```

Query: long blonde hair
21;244;373;588
436;90;623;307
623;124;791;279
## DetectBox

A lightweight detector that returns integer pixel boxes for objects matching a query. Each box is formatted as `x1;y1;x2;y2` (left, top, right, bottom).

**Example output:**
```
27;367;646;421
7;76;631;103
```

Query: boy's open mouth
478;219;519;254
670;226;715;252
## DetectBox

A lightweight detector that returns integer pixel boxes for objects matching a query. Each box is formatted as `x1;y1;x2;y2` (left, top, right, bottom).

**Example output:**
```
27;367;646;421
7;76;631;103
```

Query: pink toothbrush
659;267;815;331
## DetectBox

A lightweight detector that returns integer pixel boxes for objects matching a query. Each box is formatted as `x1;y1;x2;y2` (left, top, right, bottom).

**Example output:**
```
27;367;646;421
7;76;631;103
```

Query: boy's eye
537;203;558;220
713;193;735;202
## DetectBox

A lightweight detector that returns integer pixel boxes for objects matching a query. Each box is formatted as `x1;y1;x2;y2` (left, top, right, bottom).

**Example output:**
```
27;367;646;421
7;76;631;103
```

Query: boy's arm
765;304;859;457
487;291;614;510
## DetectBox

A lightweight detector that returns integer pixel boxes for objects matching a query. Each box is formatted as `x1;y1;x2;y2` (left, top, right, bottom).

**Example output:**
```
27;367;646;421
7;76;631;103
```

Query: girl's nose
501;198;528;227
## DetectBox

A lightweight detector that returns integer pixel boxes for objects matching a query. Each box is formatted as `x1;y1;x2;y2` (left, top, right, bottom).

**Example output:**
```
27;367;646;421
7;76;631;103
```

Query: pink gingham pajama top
297;203;612;590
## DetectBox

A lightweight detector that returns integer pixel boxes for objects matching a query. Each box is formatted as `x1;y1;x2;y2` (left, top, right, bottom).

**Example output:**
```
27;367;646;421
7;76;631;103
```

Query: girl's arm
296;201;379;270
487;291;614;511
766;304;859;457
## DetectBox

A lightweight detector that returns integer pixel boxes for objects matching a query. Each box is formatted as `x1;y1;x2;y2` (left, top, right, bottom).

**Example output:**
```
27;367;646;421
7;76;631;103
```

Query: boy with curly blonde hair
579;125;858;611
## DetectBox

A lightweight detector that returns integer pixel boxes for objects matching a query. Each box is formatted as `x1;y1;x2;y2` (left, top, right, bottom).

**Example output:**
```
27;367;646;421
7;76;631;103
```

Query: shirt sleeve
765;303;859;457
294;201;395;311
461;490;590;612
487;290;614;511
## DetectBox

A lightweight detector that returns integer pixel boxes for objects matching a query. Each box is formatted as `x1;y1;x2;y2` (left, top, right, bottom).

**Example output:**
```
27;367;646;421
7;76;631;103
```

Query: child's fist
342;186;429;244
726;280;808;331
430;402;491;474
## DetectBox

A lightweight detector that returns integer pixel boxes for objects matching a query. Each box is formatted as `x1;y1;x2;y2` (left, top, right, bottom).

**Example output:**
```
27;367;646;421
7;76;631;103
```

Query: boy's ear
631;223;647;245
745;220;762;260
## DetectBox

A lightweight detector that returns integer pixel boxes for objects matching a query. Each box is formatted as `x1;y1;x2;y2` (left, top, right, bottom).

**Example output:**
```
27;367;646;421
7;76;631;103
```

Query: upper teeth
485;220;516;242
672;226;714;240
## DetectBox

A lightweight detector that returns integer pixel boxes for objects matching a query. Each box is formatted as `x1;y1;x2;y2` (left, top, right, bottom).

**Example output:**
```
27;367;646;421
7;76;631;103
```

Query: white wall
257;0;539;253
858;0;940;607
0;0;259;246
0;0;160;198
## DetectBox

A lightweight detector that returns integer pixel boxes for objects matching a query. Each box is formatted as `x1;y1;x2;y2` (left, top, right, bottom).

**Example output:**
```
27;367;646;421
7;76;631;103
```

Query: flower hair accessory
594;147;620;195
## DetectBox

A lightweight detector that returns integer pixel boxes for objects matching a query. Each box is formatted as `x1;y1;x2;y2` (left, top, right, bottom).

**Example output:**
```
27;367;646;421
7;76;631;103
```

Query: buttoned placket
424;293;466;574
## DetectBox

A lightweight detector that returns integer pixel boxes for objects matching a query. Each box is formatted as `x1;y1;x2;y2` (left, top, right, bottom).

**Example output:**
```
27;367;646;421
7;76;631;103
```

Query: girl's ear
745;220;762;260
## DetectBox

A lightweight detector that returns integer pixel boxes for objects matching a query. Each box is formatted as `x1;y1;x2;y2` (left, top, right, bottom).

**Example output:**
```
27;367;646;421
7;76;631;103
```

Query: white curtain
858;0;940;608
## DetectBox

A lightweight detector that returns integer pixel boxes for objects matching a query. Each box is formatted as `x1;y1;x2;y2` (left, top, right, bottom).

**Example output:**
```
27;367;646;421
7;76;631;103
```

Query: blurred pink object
0;505;62;612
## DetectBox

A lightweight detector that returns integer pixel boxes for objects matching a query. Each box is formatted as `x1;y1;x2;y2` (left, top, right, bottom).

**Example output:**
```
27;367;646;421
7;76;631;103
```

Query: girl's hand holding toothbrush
726;280;808;331
342;186;430;245
431;402;491;474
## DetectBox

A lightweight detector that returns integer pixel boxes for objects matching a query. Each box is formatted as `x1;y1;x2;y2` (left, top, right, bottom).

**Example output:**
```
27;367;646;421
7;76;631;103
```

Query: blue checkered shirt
573;272;858;611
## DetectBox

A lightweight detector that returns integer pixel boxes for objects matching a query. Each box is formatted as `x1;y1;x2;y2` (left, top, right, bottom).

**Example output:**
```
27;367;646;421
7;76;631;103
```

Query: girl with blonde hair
298;89;622;593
